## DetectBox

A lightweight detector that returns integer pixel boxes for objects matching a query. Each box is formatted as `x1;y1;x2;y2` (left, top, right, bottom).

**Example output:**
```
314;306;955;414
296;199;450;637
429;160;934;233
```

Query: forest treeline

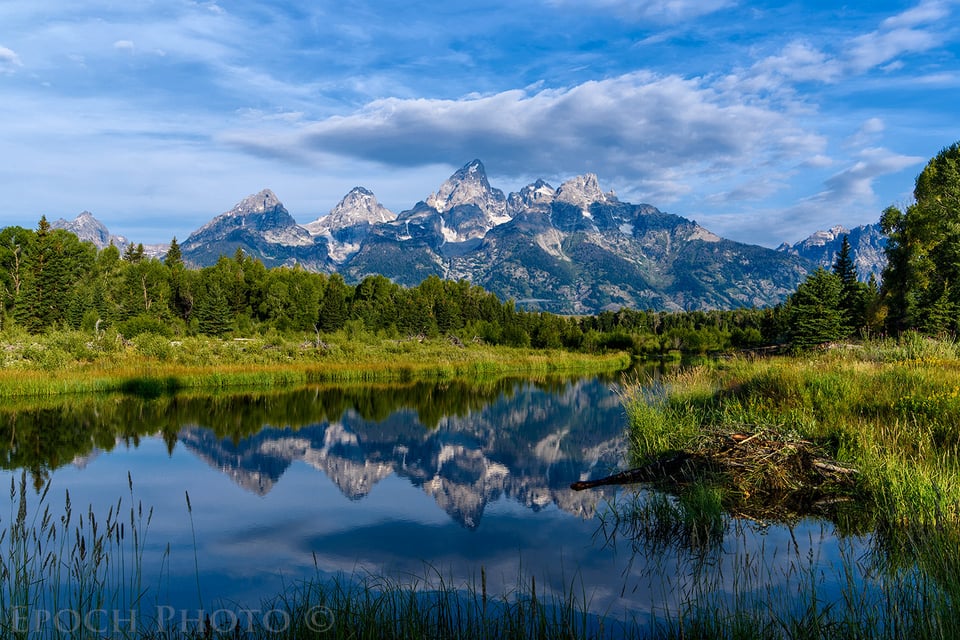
0;218;782;356
2;142;957;356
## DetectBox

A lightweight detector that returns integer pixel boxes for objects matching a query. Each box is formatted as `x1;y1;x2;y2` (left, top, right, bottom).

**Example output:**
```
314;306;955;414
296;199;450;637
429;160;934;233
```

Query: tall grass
0;471;153;639
0;470;643;639
0;331;631;398
618;335;960;637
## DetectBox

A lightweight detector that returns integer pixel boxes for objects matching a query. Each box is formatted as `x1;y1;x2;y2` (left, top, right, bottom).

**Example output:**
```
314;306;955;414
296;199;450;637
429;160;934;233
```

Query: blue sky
1;0;957;247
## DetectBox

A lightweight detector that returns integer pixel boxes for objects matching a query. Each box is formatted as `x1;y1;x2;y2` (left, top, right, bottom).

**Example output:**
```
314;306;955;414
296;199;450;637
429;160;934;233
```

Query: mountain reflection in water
0;374;873;626
171;378;628;528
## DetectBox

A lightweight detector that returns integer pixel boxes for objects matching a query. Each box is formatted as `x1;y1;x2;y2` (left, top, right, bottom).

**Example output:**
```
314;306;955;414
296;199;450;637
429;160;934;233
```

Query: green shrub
133;332;174;361
119;314;173;338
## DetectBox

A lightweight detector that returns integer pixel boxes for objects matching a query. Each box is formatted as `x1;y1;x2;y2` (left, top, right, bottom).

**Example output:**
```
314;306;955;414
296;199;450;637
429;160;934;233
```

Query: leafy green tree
121;258;171;319
881;142;960;335
0;226;33;327
787;268;847;349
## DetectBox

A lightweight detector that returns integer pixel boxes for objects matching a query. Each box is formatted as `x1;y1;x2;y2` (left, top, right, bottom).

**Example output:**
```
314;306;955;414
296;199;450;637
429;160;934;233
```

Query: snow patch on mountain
305;187;395;236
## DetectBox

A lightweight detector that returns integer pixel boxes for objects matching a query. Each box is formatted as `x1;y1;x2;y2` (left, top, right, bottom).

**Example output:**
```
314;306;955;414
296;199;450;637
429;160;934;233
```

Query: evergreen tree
164;237;183;269
832;235;865;333
122;243;145;263
318;274;350;333
787;268;847;349
194;280;232;336
164;237;193;321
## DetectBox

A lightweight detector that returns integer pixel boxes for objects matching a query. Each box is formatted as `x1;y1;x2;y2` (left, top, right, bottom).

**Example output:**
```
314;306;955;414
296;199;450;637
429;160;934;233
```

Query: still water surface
1;375;870;627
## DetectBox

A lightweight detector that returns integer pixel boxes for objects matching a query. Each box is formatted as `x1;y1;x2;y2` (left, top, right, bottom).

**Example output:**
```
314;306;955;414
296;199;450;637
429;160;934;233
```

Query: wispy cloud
226;71;822;204
817;147;923;202
846;1;950;72
544;0;734;23
0;45;22;73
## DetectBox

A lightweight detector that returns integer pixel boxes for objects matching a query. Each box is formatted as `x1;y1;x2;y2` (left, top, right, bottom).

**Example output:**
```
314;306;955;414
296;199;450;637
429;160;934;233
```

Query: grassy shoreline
619;334;960;636
0;331;632;397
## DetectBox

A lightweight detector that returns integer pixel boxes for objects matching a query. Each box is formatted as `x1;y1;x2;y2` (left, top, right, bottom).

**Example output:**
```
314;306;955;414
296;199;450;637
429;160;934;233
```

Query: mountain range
51;160;888;313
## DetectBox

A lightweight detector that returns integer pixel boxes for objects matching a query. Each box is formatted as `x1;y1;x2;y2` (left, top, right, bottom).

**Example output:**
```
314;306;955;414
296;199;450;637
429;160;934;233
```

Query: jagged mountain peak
229;188;284;216
51;211;129;249
779;222;886;281
183;187;314;257
426;159;505;214
421;160;510;242
305;186;396;236
555;174;616;210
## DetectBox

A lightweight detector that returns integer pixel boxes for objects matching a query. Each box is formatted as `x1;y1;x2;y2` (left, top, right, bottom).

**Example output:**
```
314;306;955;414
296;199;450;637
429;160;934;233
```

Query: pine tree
318;274;350;333
164;237;183;269
787;268;846;349
832;235;863;332
194;281;232;336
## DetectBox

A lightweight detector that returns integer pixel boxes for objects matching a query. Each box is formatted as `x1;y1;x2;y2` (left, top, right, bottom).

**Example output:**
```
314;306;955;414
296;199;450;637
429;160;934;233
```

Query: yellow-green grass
0;332;631;398
623;338;960;599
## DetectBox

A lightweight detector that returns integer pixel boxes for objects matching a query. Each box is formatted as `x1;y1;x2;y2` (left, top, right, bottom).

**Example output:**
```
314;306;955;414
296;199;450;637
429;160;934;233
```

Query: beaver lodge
572;428;863;524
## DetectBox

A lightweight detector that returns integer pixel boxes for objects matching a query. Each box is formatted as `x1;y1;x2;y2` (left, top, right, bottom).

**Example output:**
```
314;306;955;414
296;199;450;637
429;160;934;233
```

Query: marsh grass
0;470;153;639
617;335;960;637
0;470;641;639
0;332;631;398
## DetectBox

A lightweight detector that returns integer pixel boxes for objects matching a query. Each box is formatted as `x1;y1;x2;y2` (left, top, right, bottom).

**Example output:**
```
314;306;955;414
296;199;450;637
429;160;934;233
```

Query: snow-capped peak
305;186;396;235
555;174;615;211
425;159;505;214
799;225;850;249
509;179;557;211
228;189;283;217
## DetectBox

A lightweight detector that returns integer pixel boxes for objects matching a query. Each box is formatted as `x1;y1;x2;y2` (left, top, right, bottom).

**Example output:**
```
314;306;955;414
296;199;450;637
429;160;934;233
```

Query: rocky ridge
778;223;886;281
48;160;890;313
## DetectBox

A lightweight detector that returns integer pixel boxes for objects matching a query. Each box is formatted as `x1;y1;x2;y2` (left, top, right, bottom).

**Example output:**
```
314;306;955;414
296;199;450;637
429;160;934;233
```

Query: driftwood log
570;452;700;491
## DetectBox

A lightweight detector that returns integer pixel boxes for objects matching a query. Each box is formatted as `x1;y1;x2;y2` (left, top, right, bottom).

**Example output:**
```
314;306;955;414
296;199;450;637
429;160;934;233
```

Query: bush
133;332;174;361
119;314;173;339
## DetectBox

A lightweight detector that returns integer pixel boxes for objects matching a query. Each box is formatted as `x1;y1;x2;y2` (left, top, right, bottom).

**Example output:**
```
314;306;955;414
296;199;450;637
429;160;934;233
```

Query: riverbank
0;329;631;397
619;333;960;635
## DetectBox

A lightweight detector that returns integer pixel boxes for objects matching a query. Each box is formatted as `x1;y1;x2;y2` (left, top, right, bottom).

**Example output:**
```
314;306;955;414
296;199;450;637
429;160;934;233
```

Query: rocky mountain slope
49;160;891;313
179;160;823;312
778;223;886;281
51;211;128;249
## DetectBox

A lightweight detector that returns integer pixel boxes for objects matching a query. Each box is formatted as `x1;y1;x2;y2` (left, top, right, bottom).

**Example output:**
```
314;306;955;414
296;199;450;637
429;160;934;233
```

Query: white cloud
846;1;949;72
817;147;923;202
113;40;135;52
0;45;22;73
225;72;823;205
752;40;842;84
844;117;886;149
881;0;951;28
544;0;734;22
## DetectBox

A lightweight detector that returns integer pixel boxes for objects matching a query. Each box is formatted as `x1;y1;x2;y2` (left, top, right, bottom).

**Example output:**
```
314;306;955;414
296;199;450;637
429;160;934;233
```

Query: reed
618;335;960;637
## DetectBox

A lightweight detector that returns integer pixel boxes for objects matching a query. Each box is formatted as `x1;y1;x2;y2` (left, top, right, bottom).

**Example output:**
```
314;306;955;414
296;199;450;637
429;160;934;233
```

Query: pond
0;374;877;635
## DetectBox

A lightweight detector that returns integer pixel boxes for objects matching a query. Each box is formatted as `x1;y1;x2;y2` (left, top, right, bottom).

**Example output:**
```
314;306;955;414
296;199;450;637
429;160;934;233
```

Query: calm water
0;375;873;628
